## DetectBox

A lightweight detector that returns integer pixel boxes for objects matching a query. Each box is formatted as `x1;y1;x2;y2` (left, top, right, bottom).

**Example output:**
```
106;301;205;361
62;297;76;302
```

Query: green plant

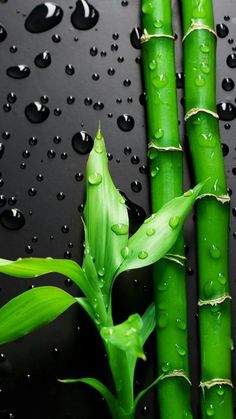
0;128;203;419
141;0;192;417
179;0;233;418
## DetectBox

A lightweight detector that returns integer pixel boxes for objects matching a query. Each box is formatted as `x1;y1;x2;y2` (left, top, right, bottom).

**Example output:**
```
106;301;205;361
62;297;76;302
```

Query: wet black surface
0;0;235;418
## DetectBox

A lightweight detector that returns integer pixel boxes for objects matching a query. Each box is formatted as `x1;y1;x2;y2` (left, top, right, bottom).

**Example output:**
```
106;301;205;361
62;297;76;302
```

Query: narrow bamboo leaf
117;183;204;275
58;377;122;416
140;302;156;345
81;220;100;293
0;257;90;297
76;297;95;321
0;286;76;344
84;128;129;291
134;374;164;409
101;313;146;361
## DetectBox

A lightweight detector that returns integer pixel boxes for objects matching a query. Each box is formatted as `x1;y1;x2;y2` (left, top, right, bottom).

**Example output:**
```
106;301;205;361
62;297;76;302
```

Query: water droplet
7;92;17;103
9;45;17;53
28;187;37;197
146;228;155;236
90;46;98;56
111;43;118;51
34;51;51;68
2;131;10;140
71;0;99;30
150;167;159;178
61;225;69;233
111;223;128;236
131;155;140;165
157;312;169;329
25;101;50;123
175;344;186;356
0;208;25;230
88;172;102;185
221;143;229;156
200;62;210;74
57;192;65;200
154;128;164;140
3;103;11;112
25;245;33;254
117;114;134;132
0;195;6;207
153;19;163;28
217;272;226;285
226;53;236;68
206;404;215;416
131;180;142;192
92;73;100;81
0;143;5;159
204;281;215;298
216;23;229;38
216;385;225;396
142;2;153;14
123;79;131;87
152;74;168;88
8;196;16;206
130;27;141;49
184;189;194;197
67;95;75;104
0;25;7;42
195;74;205;87
121;246;129;259
217;102;236;121
52;33;61;42
54;107;61;116
200;43;209;53
120;192;146;234
161;361;171;372
140;404;150;416
65;64;75;75
176;72;184;88
176;318;186;331
209;244;221;260
47;149;56;158
124;146;132;155
25;3;63;33
222;77;235;91
93;101;104;111
169;216;180;229
138;251;148;259
72;131;93;154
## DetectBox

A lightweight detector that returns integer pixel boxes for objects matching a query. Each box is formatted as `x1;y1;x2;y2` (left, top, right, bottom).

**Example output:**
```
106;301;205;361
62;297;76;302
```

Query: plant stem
179;0;233;417
141;1;192;418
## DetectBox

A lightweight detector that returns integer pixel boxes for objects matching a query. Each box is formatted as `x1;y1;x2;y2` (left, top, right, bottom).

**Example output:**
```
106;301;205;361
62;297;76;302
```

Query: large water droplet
176;318;186;331
71;0;99;30
222;77;235;91
206;404;215;417
88;172;102;185
0;208;25;230
216;385;225;396
0;25;7;42
169;215;180;229
34;51;51;68
25;101;50;123
111;224;128;235
161;361;171;372
25;3;63;33
209;244;221;260
130;27;141;49
226;53;236;68
216;23;229;38
217;102;236;121
72;131;93;154
200;62;210;74
217;272;226;285
6;65;30;79
117;114;134;132
175;344;186;356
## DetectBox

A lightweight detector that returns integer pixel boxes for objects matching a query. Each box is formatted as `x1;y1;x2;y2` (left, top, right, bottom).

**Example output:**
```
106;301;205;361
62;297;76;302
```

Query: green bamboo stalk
141;1;192;418
179;1;233;417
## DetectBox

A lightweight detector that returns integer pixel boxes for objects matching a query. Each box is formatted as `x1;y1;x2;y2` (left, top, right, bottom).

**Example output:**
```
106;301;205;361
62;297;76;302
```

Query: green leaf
140;302;156;345
0;286;76;344
101;313;146;361
84;128;129;293
134;374;164;409
76;297;95;321
116;183;204;275
0;257;91;297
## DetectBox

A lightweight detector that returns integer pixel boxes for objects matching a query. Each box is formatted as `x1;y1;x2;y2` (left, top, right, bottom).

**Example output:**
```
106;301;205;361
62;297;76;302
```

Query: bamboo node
197;193;230;204
148;142;183;152
200;379;233;389
182;22;217;42
184;108;219;121
141;28;175;44
198;294;232;306
160;369;192;386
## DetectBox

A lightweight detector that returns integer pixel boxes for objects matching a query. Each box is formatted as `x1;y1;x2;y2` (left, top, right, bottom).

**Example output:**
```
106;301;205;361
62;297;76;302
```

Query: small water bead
200;62;210;74
92;73;100;81
131;155;140;165
41;95;49;104
142;2;153;14
57;192;65;201
226;53;236;68
28;187;37;197
130;27;141;49
95;144;103;153
138;251;148;260
2;131;10;140
0;179;4;187
84;97;93;106
20;161;26;168
22;150;30;158
175;344;186;357
146;228;155;236
154;128;164;140
61;225;69;233
100;50;107;57
111;224;128;235
67;95;75;104
54;107;61;116
0;143;4;159
176;72;184;88
221;143;229;157
216;23;229;38
25;245;33;254
71;0;99;30
217;102;236;121
88;172;102;185
52;33;61;43
140;405;150;416
8;196;16;205
0;25;7;42
72;131;93;154
217;385;225;396
224;123;231;130
222;78;235;91
65;278;73;287
3;103;11;112
111;43;118;51
139;165;147;174
195;74;205;87
0;195;6;207
64;250;72;259
65;64;75;75
200;43;209;53
152;74;168;88
232;207;236;217
34;51;51;68
117;114;134;131
209;244;221;260
93;101;104;110
157;312;169;329
118;56;124;63
90;46;98;56
107;68;115;76
10;45;17;53
161;361;171;373
116;98;122;104
228;38;234;44
206;405;215;417
7;92;17;103
28;136;37;146
169;216;180;229
157;281;168;291
150;167;159;178
25;3;63;33
131;180;142;192
153;19;163;28
0;208;25;230
121;246;129;259
148;60;157;71
123;79;131;87
121;0;128;6
25;101;50;123
47;149;56;159
124;146;132;155
176;318;186;331
218;272;226;285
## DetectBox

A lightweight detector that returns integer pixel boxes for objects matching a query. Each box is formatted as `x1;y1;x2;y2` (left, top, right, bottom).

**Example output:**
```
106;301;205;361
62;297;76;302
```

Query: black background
0;0;235;418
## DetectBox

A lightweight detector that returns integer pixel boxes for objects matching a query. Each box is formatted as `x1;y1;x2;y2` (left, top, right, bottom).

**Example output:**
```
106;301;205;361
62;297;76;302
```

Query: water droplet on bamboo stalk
195;74;205;87
95;144;103;153
226;53;236;68
217;102;236;121
157;281;168;291
88;172;102;185
204;281;215;298
192;3;206;18
175;344;186;357
71;0;99;30
146;228;155;236
157;312;168;329
218;272;226;285
117;114;134;132
0;25;7;42
138;251;148;259
25;101;50;123
130;27;141;49
209;244;221;260
200;62;210;74
222;77;235;91
169;216;180;229
205;404;215;416
72;131;93;154
161;361;171;372
200;43;209;53
6;65;30;79
216;385;225;396
210;304;220;313
149;60;156;71
34;51;51;68
176;318;186;331
150;167;159;177
153;19;163;28
152;74;168;88
142;2;153;14
216;23;229;38
0;208;25;230
154;128;164;139
111;224;128;235
184;189;193;197
25;3;63;33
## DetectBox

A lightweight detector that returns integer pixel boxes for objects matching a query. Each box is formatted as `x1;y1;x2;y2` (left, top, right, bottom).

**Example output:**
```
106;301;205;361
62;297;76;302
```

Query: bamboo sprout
141;1;192;417
179;1;233;417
